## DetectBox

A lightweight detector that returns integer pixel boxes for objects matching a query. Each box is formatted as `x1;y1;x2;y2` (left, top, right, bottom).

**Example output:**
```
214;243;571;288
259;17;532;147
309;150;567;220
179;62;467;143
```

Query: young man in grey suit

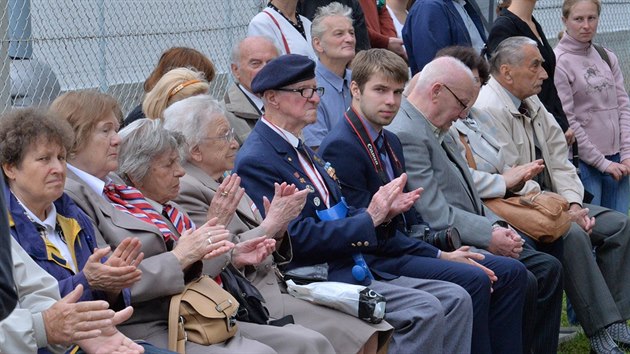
475;36;630;354
387;55;563;354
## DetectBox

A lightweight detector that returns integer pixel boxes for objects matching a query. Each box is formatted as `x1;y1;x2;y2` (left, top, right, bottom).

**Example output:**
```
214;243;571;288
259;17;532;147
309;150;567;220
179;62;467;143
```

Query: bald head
231;36;281;92
407;56;475;131
411;57;473;95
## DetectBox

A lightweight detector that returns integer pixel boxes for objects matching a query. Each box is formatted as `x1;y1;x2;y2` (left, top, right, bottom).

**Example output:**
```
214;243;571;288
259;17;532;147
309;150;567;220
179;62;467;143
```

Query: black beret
251;54;316;94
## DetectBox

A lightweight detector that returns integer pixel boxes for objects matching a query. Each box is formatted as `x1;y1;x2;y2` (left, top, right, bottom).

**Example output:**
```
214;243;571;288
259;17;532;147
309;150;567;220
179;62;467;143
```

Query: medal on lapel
324;162;338;182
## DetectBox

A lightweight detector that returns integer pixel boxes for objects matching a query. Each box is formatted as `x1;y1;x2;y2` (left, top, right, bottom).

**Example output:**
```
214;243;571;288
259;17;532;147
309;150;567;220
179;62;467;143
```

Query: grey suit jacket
224;83;262;145
387;98;500;249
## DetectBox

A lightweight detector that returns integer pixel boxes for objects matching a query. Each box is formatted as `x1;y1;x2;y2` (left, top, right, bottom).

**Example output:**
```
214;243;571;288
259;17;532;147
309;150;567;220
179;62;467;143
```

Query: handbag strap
168;290;187;354
593;43;612;69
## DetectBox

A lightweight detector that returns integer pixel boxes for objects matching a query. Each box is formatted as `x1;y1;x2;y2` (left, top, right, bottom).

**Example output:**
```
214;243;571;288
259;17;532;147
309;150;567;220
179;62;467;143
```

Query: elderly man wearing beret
234;53;478;353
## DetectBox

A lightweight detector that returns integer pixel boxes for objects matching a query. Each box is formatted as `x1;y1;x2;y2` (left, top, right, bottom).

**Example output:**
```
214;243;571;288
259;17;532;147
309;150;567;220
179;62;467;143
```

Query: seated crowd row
2;0;630;353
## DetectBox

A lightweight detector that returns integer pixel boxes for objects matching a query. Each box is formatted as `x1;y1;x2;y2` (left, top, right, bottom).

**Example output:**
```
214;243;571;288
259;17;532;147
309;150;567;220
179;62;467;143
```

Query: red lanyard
344;107;403;184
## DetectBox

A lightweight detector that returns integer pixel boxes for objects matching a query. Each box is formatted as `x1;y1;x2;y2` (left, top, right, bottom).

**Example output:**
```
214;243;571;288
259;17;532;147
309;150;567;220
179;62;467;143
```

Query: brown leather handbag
168;275;239;354
484;191;571;243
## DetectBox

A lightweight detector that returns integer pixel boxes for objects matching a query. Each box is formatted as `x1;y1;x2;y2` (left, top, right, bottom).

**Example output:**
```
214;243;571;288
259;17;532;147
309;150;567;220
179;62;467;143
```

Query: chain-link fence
0;0;266;117
1;0;630;117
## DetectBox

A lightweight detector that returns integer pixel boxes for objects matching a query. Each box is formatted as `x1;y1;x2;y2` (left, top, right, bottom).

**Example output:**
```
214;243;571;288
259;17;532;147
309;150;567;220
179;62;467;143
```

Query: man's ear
230;63;240;82
500;64;512;82
430;82;442;102
312;36;324;55
264;90;280;109
350;80;361;99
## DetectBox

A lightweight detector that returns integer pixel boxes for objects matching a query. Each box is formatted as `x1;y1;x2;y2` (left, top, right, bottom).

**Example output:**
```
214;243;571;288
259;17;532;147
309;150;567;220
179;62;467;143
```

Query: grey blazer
174;162;393;354
387;98;501;249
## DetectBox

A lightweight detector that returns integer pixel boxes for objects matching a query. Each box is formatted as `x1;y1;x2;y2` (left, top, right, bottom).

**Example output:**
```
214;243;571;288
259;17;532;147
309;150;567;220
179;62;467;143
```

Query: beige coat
224;83;262;145
174;162;394;354
475;78;584;205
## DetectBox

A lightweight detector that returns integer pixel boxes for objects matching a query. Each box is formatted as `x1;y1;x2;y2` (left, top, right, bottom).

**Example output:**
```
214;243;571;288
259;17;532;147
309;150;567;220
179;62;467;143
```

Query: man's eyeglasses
441;83;468;114
202;127;236;143
276;87;325;98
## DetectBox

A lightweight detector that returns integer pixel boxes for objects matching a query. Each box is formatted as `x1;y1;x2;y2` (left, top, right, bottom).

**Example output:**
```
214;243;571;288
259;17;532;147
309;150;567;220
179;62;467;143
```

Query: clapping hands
367;173;423;226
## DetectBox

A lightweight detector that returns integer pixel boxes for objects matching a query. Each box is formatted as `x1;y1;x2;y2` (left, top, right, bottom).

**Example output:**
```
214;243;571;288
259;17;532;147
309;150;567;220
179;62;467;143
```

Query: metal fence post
0;0;10;112
8;0;31;59
98;0;107;93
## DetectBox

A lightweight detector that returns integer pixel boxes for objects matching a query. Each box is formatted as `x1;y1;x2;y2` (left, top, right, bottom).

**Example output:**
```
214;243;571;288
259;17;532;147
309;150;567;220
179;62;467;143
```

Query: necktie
375;134;387;160
458;132;478;169
163;203;194;235
296;140;311;163
519;102;551;189
103;183;177;242
375;134;395;181
518;102;530;117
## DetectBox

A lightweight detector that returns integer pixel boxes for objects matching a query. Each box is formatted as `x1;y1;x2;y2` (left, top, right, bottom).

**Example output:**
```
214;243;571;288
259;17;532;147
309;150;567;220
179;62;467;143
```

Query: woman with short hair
0;107;142;306
0;107;180;354
117;118;337;354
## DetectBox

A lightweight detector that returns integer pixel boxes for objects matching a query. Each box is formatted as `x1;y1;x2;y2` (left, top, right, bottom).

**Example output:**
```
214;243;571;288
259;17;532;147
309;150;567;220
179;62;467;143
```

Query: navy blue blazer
236;121;430;284
404;0;487;74
319;116;440;259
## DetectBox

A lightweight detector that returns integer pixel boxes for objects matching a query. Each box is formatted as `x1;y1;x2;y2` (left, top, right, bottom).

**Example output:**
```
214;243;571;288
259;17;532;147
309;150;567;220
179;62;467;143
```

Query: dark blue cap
251;54;316;94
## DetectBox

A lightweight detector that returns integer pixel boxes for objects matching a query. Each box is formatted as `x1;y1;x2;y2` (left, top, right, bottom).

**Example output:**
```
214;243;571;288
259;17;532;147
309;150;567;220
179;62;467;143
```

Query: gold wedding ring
207;237;213;245
220;191;228;197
